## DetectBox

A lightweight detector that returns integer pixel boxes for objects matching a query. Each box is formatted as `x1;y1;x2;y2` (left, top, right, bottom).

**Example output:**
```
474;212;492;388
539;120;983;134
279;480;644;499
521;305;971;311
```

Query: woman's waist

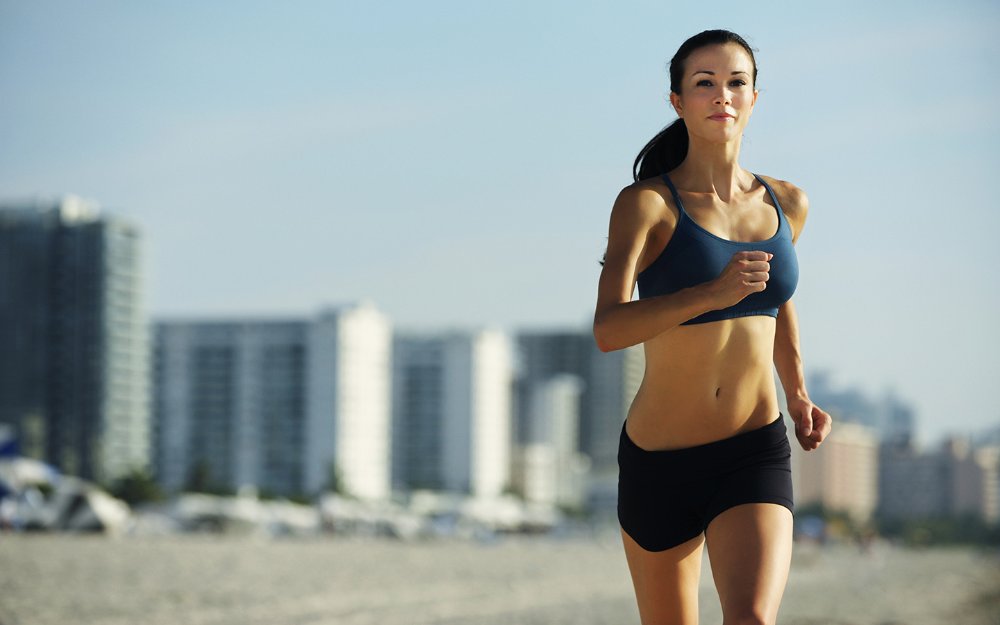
626;369;779;450
619;412;789;475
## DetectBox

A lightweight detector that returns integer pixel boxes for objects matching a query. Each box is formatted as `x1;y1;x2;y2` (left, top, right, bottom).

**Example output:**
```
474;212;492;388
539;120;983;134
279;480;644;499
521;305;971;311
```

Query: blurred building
879;435;1000;525
794;420;879;523
514;330;591;449
586;343;644;470
803;370;916;446
513;329;642;516
392;329;513;498
584;343;644;519
877;389;918;448
153;301;391;500
0;195;150;485
513;373;590;510
513;330;592;508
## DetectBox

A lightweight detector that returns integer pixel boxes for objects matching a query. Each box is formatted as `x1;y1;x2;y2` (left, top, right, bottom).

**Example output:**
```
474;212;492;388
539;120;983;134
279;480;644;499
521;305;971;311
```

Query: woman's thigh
621;527;705;625
705;502;794;624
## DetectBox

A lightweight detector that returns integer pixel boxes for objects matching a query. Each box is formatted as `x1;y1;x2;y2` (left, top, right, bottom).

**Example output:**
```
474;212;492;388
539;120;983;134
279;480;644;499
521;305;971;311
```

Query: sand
0;529;997;625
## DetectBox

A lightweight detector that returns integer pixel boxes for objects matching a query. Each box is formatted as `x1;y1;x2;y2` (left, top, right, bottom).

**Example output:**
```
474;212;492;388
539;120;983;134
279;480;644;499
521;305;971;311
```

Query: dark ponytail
632;119;689;182
632;29;758;183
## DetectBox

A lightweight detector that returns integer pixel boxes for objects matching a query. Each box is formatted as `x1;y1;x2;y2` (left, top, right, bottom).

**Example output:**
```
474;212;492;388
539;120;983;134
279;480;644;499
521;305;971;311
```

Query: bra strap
753;173;784;213
660;173;685;214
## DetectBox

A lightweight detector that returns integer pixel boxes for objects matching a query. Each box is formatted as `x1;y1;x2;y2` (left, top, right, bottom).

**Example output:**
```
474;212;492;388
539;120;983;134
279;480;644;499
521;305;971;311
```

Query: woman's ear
669;92;682;118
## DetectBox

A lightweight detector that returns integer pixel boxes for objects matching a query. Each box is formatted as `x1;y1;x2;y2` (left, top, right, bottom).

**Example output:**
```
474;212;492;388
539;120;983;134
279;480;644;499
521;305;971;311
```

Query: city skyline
1;1;997;447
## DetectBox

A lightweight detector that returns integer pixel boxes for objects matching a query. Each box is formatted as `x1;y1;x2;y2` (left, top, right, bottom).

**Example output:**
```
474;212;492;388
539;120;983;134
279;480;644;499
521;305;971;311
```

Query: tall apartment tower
513;329;642;470
153;301;391;500
515;373;589;509
0;195;150;485
308;303;392;501
392;329;513;498
514;331;591;442
513;330;597;509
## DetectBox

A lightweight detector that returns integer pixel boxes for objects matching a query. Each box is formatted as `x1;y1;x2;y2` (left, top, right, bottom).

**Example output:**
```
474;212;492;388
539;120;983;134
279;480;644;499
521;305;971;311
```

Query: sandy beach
1;530;998;625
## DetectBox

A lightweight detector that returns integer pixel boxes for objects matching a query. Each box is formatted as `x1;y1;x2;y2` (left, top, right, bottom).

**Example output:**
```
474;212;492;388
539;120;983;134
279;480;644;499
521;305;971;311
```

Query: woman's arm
774;298;807;401
593;184;719;352
773;180;810;402
770;183;832;450
775;297;832;451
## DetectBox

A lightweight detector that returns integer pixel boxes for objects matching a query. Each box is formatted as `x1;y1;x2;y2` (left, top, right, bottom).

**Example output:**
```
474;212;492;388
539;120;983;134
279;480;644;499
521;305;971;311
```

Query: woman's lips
709;115;734;121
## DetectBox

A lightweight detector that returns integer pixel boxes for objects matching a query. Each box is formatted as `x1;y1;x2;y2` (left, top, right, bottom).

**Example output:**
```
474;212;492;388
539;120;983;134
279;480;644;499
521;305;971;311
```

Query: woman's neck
671;137;750;202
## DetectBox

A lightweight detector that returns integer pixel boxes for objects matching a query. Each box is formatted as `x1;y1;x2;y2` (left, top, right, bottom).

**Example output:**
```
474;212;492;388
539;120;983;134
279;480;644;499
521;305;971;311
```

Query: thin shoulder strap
753;173;784;212
660;173;685;213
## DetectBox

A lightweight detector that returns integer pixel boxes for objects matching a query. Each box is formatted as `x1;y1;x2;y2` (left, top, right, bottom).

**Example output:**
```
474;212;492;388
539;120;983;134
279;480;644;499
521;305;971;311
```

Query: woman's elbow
592;317;618;353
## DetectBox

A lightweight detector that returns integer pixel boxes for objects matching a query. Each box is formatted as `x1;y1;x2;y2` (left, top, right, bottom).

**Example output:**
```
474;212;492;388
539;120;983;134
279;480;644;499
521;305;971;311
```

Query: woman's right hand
707;251;774;309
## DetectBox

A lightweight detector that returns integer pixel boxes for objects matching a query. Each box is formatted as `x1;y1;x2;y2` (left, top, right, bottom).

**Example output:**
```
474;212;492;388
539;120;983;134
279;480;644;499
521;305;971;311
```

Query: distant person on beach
593;29;833;624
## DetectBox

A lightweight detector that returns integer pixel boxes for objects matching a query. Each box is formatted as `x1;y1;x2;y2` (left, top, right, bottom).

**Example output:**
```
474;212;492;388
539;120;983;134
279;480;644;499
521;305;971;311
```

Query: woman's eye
697;79;747;87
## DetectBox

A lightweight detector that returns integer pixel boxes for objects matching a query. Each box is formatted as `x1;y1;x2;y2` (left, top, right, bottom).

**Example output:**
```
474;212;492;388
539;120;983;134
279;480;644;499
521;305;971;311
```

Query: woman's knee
723;611;774;625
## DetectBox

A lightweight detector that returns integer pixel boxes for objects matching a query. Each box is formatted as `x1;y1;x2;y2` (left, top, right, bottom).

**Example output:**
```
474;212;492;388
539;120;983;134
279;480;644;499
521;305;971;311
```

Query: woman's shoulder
756;174;808;212
756;173;809;241
610;176;676;225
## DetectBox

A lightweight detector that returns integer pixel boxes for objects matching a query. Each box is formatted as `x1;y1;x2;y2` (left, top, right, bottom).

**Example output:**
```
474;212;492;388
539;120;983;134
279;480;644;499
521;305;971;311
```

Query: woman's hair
632;29;759;182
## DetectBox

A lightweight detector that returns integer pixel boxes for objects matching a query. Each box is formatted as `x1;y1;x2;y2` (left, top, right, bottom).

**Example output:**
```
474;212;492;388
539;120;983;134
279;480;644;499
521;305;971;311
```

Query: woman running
593;29;833;625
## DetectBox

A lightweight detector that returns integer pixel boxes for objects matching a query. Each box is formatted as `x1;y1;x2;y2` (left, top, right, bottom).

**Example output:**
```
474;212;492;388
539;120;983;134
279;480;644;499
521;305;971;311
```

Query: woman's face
670;43;758;144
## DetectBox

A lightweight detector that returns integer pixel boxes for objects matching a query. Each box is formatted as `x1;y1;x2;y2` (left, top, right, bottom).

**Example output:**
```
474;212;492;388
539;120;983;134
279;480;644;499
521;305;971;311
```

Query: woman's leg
621;527;706;625
704;502;794;625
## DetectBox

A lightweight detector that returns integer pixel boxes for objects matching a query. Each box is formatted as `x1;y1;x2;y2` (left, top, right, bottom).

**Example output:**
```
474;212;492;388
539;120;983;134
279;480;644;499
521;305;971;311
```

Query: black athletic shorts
617;413;794;552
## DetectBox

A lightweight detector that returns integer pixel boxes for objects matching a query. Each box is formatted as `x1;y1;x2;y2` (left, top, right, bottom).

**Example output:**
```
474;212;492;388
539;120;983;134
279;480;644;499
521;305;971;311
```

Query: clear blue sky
2;1;997;446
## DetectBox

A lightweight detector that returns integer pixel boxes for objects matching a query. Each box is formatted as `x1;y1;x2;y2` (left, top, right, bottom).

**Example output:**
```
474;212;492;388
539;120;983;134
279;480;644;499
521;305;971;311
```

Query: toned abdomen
625;316;781;451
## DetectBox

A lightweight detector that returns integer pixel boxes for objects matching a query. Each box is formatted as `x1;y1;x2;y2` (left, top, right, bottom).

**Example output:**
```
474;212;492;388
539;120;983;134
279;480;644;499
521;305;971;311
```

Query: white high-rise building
393;329;513;498
307;302;392;501
515;374;589;509
154;301;392;500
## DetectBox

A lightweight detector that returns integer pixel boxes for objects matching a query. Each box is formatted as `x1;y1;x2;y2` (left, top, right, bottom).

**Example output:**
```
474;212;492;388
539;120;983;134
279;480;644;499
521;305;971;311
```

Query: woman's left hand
786;396;833;451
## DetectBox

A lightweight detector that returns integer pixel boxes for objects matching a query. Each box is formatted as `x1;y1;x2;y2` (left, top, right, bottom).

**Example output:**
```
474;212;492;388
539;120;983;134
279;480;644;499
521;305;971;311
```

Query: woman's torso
624;171;796;451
